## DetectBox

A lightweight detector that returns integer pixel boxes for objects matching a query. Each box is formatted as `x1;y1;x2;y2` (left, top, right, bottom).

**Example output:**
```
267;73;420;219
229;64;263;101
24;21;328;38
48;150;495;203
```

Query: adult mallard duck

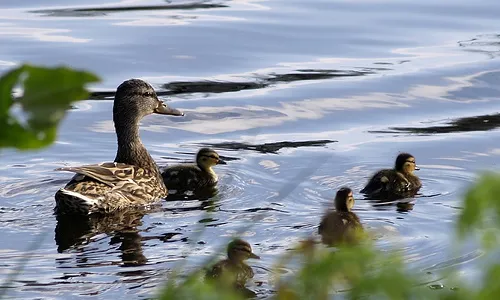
318;187;364;246
360;152;421;200
206;239;260;289
54;79;184;215
161;148;226;193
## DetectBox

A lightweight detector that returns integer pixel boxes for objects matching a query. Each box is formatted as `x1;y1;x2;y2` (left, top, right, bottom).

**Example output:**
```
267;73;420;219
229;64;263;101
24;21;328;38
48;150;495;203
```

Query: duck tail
54;188;97;215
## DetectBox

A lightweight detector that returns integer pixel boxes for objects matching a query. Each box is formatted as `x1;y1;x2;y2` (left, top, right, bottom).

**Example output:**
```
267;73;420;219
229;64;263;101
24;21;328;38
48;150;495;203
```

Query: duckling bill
162;148;226;193
206;239;260;289
318;187;364;246
54;79;184;215
360;152;421;201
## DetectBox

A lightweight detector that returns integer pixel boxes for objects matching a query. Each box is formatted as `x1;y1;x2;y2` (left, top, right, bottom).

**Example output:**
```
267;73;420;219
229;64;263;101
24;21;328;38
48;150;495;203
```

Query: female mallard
161;148;226;192
360;152;421;200
206;239;260;288
318;187;363;246
54;79;184;215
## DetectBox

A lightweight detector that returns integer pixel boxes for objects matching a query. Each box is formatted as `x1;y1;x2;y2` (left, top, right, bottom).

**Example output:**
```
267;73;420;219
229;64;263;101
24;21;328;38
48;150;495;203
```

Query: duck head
113;79;184;169
227;239;260;262
113;79;183;127
395;152;419;174
334;187;354;212
196;148;227;171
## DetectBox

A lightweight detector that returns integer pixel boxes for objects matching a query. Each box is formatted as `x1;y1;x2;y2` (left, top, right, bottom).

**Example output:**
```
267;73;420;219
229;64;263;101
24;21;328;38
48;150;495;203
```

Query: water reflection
162;69;374;95
89;69;376;100
371;113;500;135
163;69;374;95
31;2;228;17
55;209;148;269
368;198;415;213
204;140;336;154
164;186;219;201
458;34;500;59
111;228;147;267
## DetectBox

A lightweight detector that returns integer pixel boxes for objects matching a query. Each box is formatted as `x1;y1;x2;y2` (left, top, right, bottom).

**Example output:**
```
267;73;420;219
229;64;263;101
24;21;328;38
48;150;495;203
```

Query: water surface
1;0;500;298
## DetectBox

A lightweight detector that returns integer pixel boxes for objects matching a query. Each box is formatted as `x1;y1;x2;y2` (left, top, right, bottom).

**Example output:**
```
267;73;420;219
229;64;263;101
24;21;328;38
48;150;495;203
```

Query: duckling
54;79;184;215
318;187;363;246
161;148;226;193
360;152;421;200
206;239;260;288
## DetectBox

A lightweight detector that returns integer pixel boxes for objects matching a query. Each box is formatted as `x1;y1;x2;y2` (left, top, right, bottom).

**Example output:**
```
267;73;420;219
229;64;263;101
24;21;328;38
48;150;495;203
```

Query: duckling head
334;187;355;212
113;79;183;127
196;148;227;171
394;152;419;174
227;239;260;262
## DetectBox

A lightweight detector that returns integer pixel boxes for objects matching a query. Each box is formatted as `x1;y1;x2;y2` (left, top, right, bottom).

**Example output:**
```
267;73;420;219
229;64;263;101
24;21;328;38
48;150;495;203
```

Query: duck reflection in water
318;187;364;246
369;199;415;213
55;209;148;267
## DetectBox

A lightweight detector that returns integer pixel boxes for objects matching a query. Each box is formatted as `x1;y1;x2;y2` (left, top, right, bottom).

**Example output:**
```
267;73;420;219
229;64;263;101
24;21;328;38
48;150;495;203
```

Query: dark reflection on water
205;140;336;154
371;113;500;135
368;198;416;213
55;209;150;258
164;186;219;201
112;229;147;267
90;69;376;100
31;2;228;17
459;34;500;59
163;81;268;95
266;69;374;83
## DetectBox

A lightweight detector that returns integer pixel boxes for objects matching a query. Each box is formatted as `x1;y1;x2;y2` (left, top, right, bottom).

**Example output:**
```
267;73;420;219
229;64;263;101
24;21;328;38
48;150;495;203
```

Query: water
1;0;500;298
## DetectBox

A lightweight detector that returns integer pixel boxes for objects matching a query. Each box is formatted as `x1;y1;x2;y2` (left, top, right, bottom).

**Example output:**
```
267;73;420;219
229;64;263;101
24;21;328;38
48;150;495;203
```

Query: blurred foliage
0;64;100;149
159;271;247;300
158;173;500;300
458;172;500;238
0;64;98;299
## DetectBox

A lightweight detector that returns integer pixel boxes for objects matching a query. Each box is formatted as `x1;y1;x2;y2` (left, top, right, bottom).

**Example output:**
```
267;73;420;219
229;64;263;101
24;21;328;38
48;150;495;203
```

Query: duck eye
143;92;153;97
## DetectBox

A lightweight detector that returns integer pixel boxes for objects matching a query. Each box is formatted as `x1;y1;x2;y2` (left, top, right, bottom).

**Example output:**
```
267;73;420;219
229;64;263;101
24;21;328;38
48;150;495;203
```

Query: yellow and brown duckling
54;79;184;215
161;148;226;193
318;187;364;246
360;152;421;200
206;239;260;288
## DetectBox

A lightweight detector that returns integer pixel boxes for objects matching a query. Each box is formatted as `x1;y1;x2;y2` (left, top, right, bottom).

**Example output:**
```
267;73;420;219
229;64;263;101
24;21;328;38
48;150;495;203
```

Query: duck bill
217;159;227;165
249;252;260;259
414;166;420;171
155;102;184;116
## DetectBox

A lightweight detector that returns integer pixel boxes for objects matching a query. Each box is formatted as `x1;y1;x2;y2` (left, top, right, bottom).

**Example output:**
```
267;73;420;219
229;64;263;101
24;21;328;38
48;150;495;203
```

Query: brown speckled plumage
319;187;364;246
54;79;184;215
162;148;226;193
360;152;421;200
206;239;260;288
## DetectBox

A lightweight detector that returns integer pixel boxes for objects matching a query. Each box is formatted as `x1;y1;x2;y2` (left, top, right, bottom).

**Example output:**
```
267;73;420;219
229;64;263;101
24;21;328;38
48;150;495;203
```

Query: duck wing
360;169;393;194
56;162;151;188
162;164;209;190
206;259;230;279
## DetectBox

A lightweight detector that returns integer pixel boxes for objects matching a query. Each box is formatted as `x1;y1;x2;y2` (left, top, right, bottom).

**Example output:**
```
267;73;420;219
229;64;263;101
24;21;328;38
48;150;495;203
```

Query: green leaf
458;173;500;238
0;66;24;118
0;64;100;150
